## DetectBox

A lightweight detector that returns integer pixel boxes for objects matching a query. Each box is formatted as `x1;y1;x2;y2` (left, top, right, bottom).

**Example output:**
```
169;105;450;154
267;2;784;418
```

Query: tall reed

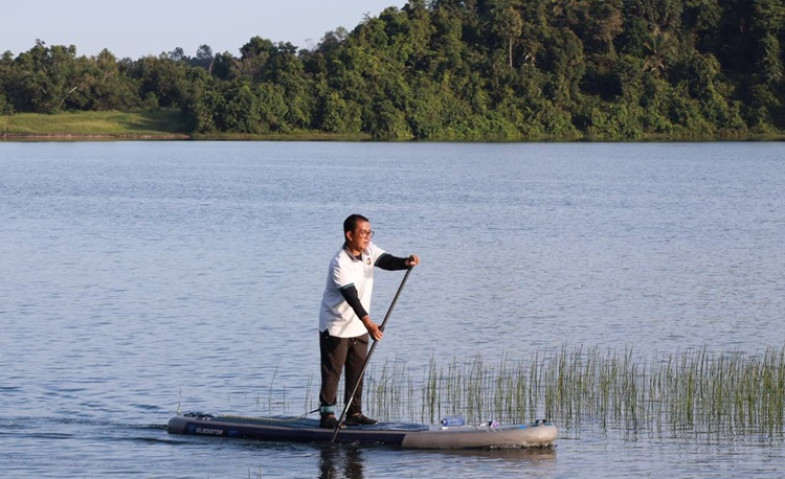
361;345;785;437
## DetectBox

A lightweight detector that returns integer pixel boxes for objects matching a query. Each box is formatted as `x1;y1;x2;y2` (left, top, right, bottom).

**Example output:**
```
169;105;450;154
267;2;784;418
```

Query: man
318;214;419;428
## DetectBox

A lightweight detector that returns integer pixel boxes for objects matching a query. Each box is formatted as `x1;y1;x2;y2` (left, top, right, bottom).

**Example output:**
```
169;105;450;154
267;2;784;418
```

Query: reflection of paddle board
167;413;558;449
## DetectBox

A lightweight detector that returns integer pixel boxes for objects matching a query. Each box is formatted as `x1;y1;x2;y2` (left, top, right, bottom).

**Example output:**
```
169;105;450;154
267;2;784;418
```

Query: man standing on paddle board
318;214;419;428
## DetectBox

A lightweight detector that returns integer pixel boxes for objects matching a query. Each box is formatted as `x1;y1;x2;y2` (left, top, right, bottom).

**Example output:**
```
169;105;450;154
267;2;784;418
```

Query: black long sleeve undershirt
375;253;409;271
339;284;369;320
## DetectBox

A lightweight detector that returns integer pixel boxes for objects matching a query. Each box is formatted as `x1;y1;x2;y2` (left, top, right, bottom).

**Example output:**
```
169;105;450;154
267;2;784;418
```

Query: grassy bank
0;110;195;139
0;110;373;141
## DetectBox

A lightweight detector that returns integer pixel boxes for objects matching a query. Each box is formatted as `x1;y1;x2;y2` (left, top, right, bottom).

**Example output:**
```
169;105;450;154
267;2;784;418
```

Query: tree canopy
2;0;784;140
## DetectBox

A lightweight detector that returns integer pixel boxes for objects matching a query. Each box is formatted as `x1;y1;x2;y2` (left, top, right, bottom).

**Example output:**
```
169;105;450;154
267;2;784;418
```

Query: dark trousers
319;330;369;417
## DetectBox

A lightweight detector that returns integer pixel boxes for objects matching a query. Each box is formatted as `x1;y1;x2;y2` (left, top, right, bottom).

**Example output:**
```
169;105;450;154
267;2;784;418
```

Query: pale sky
2;0;408;59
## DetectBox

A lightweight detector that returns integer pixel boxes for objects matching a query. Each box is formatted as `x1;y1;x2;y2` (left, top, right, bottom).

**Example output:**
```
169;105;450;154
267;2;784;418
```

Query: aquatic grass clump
649;347;785;435
361;345;785;438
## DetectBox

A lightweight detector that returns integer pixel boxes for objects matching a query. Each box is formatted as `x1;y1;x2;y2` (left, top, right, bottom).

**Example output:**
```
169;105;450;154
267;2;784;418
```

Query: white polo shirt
319;242;386;338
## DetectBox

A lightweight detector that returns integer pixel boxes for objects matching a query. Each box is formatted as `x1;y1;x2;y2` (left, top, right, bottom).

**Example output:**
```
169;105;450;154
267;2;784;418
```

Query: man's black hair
343;214;369;234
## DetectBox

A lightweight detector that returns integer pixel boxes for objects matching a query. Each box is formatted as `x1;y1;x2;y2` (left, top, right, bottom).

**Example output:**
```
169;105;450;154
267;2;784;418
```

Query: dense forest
2;0;784;140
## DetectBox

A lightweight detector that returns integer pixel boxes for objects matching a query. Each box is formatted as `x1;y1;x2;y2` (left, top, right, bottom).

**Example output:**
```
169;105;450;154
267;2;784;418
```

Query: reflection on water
319;445;365;479
316;443;557;479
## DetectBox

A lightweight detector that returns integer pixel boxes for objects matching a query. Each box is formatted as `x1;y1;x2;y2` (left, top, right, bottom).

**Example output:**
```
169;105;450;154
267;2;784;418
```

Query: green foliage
256;82;290;133
2;0;785;140
0;93;11;115
224;84;260;133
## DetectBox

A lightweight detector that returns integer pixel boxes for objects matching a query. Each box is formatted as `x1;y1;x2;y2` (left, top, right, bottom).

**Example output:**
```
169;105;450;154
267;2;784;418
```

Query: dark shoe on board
344;413;377;426
319;414;340;429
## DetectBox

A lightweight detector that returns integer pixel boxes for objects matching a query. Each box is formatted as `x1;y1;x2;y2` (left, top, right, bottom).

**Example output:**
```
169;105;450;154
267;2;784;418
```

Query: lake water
1;141;784;478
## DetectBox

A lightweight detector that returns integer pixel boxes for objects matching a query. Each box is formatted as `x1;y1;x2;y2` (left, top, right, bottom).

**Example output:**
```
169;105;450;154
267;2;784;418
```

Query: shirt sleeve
330;253;355;289
339;284;369;319
375;253;409;271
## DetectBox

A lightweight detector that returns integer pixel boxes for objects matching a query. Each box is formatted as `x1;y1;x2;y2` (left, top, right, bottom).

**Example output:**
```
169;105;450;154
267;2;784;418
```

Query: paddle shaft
330;266;413;443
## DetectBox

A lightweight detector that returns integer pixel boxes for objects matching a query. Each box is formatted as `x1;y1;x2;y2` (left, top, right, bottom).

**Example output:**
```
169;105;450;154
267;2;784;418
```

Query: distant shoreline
0;131;374;142
1;133;191;141
0;110;379;141
2;110;783;142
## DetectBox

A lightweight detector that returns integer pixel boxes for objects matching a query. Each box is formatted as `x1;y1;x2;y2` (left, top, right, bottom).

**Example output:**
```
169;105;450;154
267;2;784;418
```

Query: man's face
346;220;373;253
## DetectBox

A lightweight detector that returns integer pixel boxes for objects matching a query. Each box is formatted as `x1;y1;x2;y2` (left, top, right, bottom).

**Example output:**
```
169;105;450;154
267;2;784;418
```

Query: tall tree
492;2;524;68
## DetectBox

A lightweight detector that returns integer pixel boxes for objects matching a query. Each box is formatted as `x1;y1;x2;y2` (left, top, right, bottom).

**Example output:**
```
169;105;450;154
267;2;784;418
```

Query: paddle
330;266;413;443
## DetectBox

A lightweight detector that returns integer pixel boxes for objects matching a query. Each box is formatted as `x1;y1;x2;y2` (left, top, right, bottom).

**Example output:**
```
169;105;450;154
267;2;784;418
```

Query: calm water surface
1;141;784;477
